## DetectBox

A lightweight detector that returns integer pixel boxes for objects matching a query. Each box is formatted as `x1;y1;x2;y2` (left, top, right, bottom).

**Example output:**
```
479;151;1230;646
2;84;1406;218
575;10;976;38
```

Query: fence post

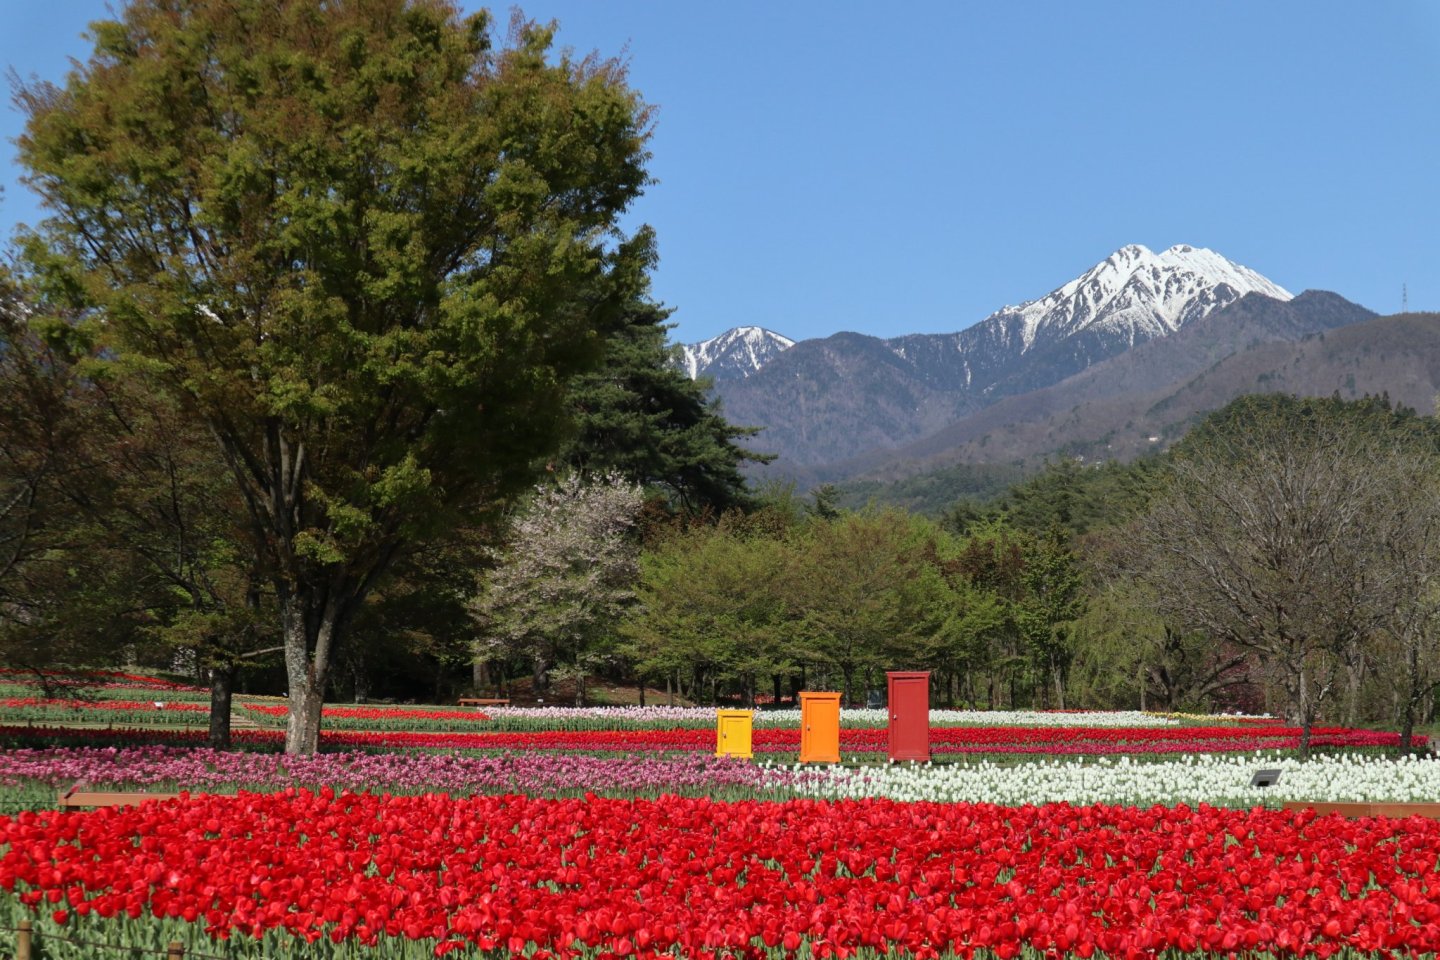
166;940;184;960
15;919;31;960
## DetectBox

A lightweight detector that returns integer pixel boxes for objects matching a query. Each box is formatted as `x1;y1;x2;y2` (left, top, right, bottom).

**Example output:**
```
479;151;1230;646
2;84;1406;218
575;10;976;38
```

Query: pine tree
561;302;770;514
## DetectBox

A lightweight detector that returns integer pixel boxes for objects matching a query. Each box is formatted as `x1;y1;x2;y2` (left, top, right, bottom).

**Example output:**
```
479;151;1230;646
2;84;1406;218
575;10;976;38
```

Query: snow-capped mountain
711;243;1304;471
978;243;1292;354
680;326;795;381
885;242;1294;401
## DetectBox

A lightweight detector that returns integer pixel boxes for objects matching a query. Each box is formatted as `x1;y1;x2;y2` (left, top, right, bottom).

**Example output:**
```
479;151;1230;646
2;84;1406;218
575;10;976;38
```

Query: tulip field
241;704;496;731
0;688;1438;958
4;789;1440;959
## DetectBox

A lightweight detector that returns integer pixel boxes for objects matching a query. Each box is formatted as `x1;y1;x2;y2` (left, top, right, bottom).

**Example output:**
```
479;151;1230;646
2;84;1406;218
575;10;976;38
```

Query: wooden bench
1283;801;1440;820
58;787;180;810
457;697;509;707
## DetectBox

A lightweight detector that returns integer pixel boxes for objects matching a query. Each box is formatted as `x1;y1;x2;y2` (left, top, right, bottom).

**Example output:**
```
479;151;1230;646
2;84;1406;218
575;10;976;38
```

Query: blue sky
2;2;1437;345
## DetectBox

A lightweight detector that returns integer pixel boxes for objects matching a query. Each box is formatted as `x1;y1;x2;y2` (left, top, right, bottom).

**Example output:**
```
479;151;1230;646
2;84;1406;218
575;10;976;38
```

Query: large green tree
0;269;131;668
622;518;794;706
939;519;1081;709
17;0;654;752
781;510;951;704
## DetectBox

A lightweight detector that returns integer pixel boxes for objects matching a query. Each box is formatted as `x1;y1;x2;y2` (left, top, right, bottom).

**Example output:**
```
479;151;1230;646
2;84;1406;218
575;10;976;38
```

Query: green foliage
782;510;953;700
1176;392;1440;460
560;301;768;514
946;456;1163;538
932;518;1087;708
339;526;489;703
15;0;656;749
806;484;843;520
619;503;1086;708
0;266;268;681
838;461;1024;516
622;520;793;700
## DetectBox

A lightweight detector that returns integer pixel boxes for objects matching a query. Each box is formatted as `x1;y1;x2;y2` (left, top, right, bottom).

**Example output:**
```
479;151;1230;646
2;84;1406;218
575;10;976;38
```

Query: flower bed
0;668;204;693
0;746;809;803
324;724;1409;755
0;698;210;727
242;703;492;729
2;791;1439;958
471;706;1207;731
0;722;1413;756
3;746;1438;811
782;752;1440;808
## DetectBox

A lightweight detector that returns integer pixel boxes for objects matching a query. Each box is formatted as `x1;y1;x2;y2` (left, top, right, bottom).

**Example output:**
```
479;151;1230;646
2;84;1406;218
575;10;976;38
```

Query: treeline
623;504;1083;711
469;389;1440;758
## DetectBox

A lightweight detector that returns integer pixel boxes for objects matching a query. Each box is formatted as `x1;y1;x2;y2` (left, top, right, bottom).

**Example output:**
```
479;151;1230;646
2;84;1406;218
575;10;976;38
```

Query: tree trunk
1297;666;1312;760
281;596;339;755
532;656;549;696
1343;649;1364;727
1399;643;1422;754
772;673;782;706
208;663;235;750
1400;700;1417;755
638;676;646;707
666;672;673;707
350;643;370;704
287;683;324;756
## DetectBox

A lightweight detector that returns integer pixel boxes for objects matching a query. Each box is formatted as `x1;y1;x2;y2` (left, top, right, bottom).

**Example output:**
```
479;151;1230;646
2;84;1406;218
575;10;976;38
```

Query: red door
887;671;930;762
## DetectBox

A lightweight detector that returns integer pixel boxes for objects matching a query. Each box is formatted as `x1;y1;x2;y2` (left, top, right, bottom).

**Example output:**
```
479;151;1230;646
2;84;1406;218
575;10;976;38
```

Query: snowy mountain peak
997;243;1291;352
680;326;795;381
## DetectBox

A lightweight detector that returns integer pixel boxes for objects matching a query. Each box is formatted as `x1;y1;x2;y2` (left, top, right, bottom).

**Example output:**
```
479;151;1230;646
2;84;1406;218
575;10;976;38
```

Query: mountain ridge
828;289;1380;484
705;243;1293;470
679;326;794;381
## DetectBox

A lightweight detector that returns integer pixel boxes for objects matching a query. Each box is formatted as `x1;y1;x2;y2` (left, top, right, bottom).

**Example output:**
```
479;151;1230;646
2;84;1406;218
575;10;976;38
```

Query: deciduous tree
17;0;653;751
1134;398;1403;755
621;519;793;705
2;267;278;746
469;474;644;704
781;510;950;704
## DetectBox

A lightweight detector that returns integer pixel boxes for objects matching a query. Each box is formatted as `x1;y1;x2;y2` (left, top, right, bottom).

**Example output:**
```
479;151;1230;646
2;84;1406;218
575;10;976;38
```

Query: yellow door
799;692;841;763
715;710;754;759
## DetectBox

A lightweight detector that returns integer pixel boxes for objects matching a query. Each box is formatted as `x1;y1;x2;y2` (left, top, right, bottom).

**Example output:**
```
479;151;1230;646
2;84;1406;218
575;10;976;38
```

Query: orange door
799;692;841;763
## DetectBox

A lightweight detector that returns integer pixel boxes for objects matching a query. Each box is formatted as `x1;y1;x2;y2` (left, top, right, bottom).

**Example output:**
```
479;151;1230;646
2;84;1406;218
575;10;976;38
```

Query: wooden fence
7;918;218;959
